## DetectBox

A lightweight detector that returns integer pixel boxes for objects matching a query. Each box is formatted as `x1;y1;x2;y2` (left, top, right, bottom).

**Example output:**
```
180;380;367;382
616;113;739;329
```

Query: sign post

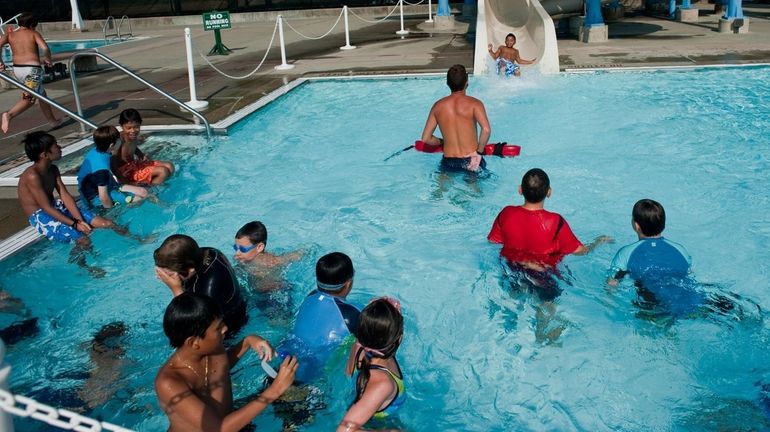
203;11;232;55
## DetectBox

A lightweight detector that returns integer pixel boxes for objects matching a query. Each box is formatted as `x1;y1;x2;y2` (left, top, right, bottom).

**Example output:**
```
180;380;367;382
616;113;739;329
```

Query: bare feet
1;112;9;133
48;118;64;131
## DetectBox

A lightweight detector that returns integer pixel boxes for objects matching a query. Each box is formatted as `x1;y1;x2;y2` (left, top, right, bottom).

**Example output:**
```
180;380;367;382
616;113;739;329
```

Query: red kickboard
414;140;520;157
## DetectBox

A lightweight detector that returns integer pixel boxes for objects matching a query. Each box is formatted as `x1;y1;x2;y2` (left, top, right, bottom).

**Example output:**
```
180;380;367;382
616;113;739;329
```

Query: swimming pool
1;39;125;63
3;66;770;431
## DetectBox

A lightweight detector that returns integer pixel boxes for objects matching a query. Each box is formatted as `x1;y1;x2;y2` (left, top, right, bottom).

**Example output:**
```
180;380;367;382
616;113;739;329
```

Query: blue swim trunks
496;58;520;77
88;188;134;209
28;199;96;243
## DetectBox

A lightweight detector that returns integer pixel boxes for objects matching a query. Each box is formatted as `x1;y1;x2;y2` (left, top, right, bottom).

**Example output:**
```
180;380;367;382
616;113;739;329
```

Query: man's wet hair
23;131;57;162
154;234;202;277
93;126;120;153
632;199;666;237
316;252;354;291
163;292;223;348
447;64;468;92
506;33;516;42
236;221;267;246
119;108;143;126
18;13;38;29
521;168;550;203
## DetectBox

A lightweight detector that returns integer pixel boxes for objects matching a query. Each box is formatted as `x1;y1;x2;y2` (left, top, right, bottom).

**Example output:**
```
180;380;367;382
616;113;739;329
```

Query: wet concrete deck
0;1;768;238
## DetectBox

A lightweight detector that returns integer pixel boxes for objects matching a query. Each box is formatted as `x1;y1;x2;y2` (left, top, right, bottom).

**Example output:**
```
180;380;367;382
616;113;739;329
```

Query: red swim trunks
119;160;162;184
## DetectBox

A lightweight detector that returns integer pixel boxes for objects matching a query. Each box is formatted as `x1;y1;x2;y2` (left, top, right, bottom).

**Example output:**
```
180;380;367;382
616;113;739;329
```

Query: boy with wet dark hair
607;199;691;287
446;64;468;92
78;126;147;209
156;292;297;432
487;33;536;77
280;252;361;383
233;221;303;268
112;108;175;185
488;168;611;301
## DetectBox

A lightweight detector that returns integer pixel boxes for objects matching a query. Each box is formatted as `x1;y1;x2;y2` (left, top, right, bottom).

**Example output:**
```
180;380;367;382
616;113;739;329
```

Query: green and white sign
203;11;231;31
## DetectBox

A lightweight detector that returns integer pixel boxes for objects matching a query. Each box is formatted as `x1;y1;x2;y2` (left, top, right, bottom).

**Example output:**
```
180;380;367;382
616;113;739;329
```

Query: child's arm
227;335;274;367
97;185;114;208
336;373;396;432
54;168;93;233
487;44;500;60
573;235;614;255
155;356;297;432
514;49;536;65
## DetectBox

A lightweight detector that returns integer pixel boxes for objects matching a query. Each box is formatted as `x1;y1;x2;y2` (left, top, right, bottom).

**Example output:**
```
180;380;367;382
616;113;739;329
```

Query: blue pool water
3;67;770;431
2;39;117;63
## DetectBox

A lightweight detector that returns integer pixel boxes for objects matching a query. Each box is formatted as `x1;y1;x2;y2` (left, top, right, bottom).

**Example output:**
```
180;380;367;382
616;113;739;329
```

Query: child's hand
269;356;297;396
488;43;493;50
155;267;183;294
75;221;93;234
247;335;274;361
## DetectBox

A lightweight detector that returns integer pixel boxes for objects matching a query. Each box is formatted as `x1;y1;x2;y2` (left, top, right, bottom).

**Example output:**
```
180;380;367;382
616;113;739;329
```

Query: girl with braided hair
337;297;405;432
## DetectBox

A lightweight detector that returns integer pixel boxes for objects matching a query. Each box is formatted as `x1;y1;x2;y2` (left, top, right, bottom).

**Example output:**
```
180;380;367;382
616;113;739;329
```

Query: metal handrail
0;13;21;35
68;50;212;138
117;15;133;40
103;16;117;41
0;72;98;130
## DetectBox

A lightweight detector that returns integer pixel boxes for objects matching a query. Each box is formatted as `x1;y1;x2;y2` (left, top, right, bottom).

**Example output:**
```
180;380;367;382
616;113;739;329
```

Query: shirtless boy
234;221;302;287
112;109;175;185
420;64;491;173
487;33;536;77
0;13;59;133
156;292;297;432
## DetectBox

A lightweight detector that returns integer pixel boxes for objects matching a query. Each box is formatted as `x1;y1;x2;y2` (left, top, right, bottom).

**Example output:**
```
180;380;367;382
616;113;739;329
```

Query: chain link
283;9;345;40
0;387;134;432
197;19;280;80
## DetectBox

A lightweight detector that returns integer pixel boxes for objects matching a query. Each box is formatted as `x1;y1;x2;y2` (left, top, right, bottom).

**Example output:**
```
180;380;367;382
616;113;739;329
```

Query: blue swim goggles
233;243;258;253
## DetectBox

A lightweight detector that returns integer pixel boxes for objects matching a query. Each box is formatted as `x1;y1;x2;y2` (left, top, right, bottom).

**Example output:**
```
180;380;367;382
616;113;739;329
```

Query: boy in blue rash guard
607;199;704;315
280;252;361;384
78;126;148;209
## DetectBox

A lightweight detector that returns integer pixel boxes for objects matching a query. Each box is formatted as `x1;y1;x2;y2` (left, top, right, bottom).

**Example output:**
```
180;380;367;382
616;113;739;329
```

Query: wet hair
521;168;550;203
353;298;404;403
18;13;38;29
91;321;128;355
446;64;468;92
632;199;666;237
316;252;354;292
235;221;267;246
119;108;142;126
506;33;516;42
163;292;222;348
154;234;202;277
23;131;57;162
93;126;120;153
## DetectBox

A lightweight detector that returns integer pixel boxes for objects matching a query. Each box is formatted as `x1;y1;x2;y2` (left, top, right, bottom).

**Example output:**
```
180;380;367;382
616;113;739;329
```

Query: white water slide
474;0;584;74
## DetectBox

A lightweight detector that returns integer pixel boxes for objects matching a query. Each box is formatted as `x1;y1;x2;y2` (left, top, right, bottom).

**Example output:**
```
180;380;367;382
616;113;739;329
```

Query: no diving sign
203;11;231;31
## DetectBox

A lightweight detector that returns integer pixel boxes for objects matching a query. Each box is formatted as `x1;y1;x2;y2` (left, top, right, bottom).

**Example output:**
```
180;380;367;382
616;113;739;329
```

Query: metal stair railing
0;72;98;131
68;50;212;139
0;13;21;35
103;16;117;41
117;15;133;40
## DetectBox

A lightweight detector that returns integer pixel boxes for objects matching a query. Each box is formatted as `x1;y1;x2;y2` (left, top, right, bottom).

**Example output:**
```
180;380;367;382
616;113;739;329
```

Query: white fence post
274;15;295;71
0;340;14;432
340;6;356;50
396;0;409;35
183;28;209;111
426;0;434;23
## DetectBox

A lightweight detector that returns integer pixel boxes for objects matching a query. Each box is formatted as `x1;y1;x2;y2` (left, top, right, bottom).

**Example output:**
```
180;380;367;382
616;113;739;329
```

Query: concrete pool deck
0;1;768;238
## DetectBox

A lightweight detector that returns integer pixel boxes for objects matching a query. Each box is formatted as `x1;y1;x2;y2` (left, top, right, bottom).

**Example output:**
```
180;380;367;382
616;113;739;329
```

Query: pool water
3;67;770;431
2;39;118;63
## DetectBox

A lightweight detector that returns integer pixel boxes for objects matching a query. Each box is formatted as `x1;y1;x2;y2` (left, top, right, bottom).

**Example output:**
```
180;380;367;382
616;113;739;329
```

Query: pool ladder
103;15;133;41
0;51;211;138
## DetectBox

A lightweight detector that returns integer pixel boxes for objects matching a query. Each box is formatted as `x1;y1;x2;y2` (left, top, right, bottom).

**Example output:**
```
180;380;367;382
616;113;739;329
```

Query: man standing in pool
420;64;491;173
0;12;60;134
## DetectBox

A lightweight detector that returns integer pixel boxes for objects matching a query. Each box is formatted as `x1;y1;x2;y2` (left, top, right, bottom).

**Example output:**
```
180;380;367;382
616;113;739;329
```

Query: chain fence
0;387;134;432
283;9;345;40
196;19;280;80
348;3;402;23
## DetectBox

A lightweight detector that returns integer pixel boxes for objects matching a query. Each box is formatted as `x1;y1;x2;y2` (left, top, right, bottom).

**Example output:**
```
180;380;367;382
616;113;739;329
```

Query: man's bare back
421;65;491;160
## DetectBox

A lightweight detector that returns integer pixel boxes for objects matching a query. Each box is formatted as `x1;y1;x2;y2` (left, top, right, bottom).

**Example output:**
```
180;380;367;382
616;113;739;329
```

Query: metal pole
274;16;295;70
0;71;97;132
340;6;356;50
184;28;209;110
426;0;434;23
396;0;409;35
